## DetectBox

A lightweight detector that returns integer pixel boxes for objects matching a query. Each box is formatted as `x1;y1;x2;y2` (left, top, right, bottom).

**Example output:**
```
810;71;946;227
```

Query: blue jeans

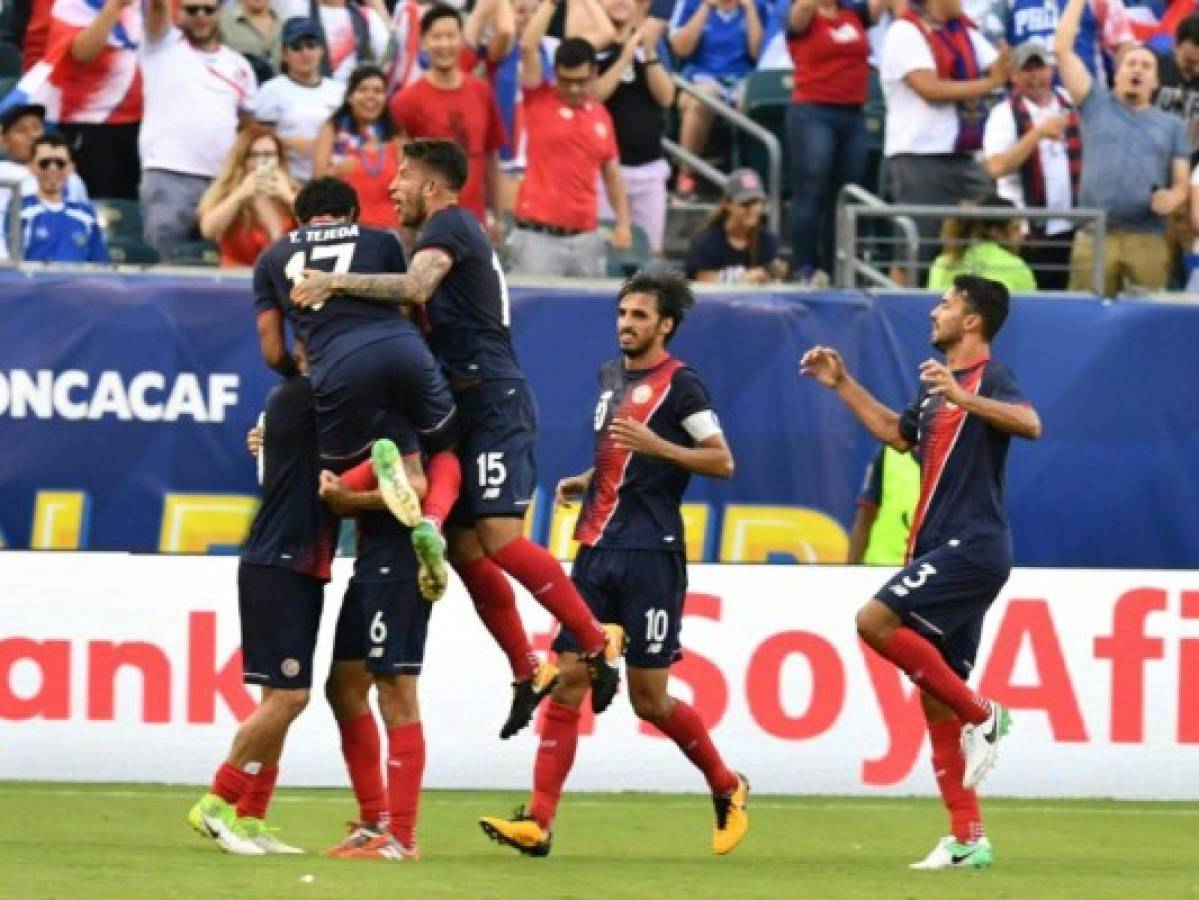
786;103;868;275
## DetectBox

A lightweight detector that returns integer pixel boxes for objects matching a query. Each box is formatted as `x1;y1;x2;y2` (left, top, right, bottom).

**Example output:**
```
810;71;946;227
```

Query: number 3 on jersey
284;242;356;310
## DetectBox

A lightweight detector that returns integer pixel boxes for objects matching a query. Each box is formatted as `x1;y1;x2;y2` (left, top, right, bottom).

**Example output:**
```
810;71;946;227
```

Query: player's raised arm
290;248;454;309
799;346;911;452
609;418;735;479
918;359;1042;440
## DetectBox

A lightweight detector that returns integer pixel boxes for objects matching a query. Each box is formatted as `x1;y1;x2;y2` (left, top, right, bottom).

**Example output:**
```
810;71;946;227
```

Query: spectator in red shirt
198;124;298;266
785;0;883;284
313;64;402;229
508;2;631;276
39;0;144;199
389;4;507;236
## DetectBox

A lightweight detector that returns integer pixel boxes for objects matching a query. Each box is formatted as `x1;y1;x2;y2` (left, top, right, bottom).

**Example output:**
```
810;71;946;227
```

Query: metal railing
1;179;21;264
663;74;784;234
835;188;1110;295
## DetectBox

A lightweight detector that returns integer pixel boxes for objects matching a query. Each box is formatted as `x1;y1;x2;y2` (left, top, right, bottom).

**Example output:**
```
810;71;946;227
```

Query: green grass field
3;783;1196;899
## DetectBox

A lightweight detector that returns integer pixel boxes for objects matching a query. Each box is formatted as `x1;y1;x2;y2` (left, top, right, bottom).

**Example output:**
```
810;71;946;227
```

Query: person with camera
198;125;298;266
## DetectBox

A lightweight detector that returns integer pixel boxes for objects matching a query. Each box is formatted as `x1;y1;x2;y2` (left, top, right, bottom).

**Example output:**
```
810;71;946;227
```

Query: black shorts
875;543;1010;679
313;331;456;466
238;562;325;689
447;379;539;526
332;577;432;675
553;546;686;669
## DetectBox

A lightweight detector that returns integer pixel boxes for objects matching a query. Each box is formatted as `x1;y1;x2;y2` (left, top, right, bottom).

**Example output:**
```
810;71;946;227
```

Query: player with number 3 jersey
800;274;1042;871
291;139;625;742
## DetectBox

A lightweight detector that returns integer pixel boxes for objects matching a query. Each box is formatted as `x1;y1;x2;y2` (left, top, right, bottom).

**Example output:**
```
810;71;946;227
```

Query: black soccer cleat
585;624;626;714
500;661;560;740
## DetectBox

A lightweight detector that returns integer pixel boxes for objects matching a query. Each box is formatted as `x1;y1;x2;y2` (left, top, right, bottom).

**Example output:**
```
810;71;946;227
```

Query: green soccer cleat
962;702;1012;789
909;836;994;870
237;817;304;854
187;794;264;855
411;520;449;602
372;438;422;528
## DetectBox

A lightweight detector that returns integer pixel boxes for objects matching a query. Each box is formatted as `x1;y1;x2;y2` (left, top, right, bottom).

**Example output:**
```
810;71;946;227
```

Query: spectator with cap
2;133;108;262
219;0;281;81
593;0;675;256
880;0;1010;281
139;0;257;260
40;0;143;200
668;0;769;197
983;42;1081;289
280;0;390;83
0;103;90;204
388;4;507;233
507;3;632;276
1056;0;1189;293
254;17;345;182
684;167;784;282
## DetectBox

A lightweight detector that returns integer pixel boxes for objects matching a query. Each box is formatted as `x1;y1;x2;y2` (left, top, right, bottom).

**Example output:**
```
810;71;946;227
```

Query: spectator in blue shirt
669;0;767;195
11;134;110;264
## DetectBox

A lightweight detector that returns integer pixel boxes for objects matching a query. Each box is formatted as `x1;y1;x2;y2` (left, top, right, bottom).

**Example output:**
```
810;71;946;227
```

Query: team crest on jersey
632;384;653;404
281;658;301;678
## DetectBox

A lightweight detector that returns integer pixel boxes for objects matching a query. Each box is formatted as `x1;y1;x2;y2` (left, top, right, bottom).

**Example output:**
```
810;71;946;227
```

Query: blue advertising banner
1;270;1196;567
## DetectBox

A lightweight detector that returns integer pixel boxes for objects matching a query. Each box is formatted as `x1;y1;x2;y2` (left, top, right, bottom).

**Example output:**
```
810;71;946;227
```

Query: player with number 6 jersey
478;270;749;860
800;274;1042;871
290;139;625;742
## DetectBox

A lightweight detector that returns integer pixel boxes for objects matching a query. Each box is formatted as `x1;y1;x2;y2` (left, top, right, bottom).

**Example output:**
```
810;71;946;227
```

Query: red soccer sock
337;712;387;826
876;628;991;725
341;459;377;492
457;556;539;681
386;722;426;848
421;451;461;528
529;702;581;829
658;700;738;796
235;764;279;821
491;537;606;654
210;762;252;805
929;718;984;843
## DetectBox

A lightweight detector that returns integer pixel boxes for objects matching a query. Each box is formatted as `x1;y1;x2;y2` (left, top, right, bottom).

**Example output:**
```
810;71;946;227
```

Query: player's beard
402;193;427;229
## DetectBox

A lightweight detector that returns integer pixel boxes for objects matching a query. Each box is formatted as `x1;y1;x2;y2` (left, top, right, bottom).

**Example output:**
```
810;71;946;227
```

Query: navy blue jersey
253;222;421;377
898;357;1028;572
240;376;338;580
575;356;718;551
414;205;524;381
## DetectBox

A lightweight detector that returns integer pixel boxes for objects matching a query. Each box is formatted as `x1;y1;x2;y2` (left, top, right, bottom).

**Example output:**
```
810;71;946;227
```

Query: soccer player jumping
801;275;1041;870
479;271;748;858
291;140;624;739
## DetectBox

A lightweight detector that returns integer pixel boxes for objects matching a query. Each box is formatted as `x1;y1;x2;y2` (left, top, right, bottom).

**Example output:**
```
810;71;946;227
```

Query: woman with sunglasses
313;64;403;230
198;125;299;267
255;18;346;181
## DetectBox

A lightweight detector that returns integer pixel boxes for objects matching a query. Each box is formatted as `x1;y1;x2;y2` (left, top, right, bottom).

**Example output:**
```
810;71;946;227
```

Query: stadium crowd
1;0;1199;291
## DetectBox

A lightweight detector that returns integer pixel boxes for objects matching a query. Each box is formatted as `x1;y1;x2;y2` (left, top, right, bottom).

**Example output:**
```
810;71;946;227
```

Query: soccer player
316;428;436;862
800;274;1042;870
187;360;339;855
291;139;624;740
477;270;749;858
254;176;462;602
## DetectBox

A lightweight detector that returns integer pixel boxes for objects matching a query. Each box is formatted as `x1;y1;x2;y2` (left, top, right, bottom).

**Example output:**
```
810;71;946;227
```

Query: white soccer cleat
187;795;265;855
962;702;1012;789
909;835;993;870
239;817;305;854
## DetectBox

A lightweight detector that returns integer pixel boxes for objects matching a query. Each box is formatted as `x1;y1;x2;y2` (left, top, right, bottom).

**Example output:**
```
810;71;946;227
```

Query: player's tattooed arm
799;346;911;452
290;249;453;309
